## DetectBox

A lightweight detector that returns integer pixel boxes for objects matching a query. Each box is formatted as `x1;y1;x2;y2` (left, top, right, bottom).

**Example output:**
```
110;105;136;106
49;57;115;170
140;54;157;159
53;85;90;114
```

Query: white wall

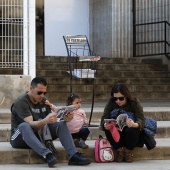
44;0;89;56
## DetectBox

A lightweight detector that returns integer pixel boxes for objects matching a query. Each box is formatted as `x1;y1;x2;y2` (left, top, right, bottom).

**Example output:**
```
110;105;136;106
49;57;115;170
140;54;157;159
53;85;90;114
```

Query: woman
100;82;145;163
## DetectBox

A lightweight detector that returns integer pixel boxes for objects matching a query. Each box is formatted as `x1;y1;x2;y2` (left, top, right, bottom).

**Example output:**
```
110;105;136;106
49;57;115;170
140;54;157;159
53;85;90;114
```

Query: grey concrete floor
0;160;170;170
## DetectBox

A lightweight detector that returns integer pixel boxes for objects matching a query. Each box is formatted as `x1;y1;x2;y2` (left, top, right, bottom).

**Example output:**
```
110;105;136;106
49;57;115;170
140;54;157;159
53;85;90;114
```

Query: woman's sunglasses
37;91;47;95
113;97;125;101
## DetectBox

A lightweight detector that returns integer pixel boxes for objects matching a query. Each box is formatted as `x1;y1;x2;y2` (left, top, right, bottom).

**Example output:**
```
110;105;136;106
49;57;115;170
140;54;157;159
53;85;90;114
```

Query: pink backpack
94;135;114;163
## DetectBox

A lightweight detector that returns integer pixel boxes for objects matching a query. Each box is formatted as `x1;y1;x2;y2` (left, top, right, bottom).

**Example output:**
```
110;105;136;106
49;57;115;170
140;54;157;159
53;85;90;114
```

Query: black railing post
164;21;167;55
132;0;136;57
63;36;73;93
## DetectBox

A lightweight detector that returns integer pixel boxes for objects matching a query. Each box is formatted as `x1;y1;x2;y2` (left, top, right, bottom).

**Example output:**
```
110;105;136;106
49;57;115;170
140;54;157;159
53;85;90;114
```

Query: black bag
137;131;144;148
142;130;156;150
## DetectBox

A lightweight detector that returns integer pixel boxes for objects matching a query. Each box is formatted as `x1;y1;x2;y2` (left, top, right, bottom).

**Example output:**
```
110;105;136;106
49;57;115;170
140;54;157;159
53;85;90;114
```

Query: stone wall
0;75;31;109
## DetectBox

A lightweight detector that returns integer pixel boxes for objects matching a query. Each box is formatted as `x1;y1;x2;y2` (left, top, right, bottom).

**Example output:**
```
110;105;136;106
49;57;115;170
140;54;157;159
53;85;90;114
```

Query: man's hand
44;113;58;124
24;113;58;130
65;112;74;122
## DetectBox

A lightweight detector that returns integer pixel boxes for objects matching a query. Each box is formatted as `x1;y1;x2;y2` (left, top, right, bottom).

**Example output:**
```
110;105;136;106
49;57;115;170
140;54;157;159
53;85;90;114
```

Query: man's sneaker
68;152;91;165
78;139;89;149
45;153;58;167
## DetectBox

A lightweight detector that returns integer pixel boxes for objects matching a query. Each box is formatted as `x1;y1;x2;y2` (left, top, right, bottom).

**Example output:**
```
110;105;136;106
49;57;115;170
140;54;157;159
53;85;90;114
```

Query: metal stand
63;35;100;126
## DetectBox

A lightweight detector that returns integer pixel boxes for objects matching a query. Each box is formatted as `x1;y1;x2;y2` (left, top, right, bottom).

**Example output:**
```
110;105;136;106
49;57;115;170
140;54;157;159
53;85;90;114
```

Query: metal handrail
133;21;170;58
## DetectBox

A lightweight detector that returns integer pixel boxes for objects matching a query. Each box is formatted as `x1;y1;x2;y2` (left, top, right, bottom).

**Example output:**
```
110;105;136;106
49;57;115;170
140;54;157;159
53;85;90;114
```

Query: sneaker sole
48;159;58;167
81;145;89;149
75;145;89;149
68;161;91;166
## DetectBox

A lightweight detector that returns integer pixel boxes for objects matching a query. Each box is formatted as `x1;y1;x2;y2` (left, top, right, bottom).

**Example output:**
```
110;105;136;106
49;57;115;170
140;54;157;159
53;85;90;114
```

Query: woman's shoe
115;147;124;162
124;148;133;163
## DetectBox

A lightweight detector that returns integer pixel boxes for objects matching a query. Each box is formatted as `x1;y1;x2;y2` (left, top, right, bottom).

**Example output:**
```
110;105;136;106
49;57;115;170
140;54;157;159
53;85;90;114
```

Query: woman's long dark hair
111;82;136;104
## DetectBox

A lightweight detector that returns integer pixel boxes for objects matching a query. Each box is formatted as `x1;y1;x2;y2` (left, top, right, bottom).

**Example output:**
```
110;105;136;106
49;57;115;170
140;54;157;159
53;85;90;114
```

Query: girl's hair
111;82;136;104
66;93;80;105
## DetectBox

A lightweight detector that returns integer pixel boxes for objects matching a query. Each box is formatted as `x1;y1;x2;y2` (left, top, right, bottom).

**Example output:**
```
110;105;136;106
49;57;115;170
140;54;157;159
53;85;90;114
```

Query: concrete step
100;57;164;65
87;107;170;122
1;101;170;164
45;77;170;85
36;69;170;78
97;63;168;71
36;61;168;71
36;55;168;73
1;105;170;124
36;62;68;70
36;56;163;66
95;77;170;85
1;121;170;142
1;102;170;123
0;138;170;164
46;84;170;93
0;109;11;124
35;68;170;100
47;92;170;102
36;56;164;65
1;56;170;102
36;56;67;63
97;70;169;78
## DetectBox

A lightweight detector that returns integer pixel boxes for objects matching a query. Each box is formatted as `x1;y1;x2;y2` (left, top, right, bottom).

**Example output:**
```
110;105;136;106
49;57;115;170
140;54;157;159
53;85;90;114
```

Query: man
10;77;91;167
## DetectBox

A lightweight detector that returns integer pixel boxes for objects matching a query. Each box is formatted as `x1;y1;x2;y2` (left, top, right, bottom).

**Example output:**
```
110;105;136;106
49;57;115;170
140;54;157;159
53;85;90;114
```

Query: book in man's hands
52;105;76;121
41;97;76;121
104;114;128;131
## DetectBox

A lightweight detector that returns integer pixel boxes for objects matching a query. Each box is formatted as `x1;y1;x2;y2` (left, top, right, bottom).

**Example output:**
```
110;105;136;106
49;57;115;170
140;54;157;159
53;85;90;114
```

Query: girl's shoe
78;139;89;149
74;138;89;149
74;138;80;147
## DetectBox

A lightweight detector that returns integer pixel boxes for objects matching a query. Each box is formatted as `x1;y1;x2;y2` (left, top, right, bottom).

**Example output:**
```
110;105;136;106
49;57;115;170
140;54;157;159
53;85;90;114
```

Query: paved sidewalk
0;160;170;170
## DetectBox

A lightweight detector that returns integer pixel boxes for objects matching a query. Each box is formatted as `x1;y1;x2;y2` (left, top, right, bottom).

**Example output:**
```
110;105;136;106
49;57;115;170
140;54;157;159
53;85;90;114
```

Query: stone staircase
1;101;170;164
35;56;170;102
0;56;170;164
0;56;170;102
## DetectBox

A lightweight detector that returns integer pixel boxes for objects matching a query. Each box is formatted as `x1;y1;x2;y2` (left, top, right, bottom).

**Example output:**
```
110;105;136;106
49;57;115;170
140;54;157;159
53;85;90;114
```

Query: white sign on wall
44;0;89;56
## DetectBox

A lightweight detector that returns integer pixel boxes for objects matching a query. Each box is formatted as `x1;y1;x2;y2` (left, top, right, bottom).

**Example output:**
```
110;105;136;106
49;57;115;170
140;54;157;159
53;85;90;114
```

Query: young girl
66;93;90;149
45;93;90;149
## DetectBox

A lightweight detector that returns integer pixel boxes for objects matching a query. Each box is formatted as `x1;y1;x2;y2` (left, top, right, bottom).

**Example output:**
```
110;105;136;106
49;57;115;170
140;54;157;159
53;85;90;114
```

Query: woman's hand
104;123;112;130
126;118;139;128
